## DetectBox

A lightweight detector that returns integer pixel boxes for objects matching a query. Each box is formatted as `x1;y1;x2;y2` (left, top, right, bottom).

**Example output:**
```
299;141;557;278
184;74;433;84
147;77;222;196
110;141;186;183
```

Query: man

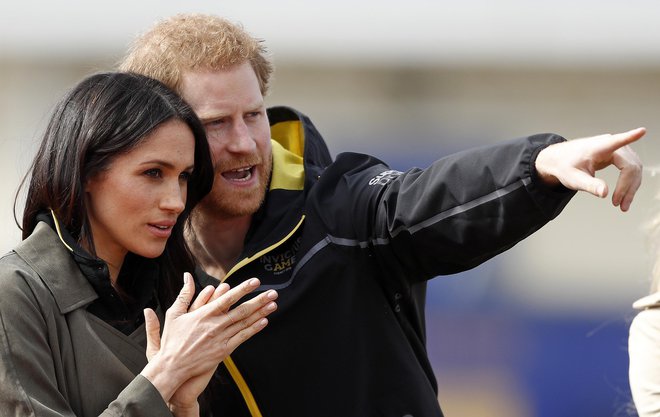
120;13;644;417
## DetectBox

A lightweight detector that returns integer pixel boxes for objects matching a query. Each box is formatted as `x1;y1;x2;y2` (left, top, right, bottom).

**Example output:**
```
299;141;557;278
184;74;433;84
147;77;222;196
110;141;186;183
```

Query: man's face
180;62;272;218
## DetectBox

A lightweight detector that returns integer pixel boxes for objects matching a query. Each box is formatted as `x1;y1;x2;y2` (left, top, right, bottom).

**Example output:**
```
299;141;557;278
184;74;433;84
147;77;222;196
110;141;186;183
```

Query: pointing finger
599;127;646;155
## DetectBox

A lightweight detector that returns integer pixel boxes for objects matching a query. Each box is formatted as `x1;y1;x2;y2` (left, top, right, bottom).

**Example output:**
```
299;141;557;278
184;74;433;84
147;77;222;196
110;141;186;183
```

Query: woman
629;242;660;417
0;72;278;416
629;211;660;417
630;291;660;417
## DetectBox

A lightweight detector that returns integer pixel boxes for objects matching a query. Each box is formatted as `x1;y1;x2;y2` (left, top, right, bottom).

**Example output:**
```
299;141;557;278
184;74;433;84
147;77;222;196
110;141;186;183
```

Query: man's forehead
192;96;265;119
179;69;217;99
179;65;263;112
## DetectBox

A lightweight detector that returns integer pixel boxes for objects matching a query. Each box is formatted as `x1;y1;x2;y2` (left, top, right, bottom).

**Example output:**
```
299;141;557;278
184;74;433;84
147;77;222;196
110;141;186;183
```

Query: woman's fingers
208;278;261;315
226;291;277;352
189;285;215;312
211;282;231;301
144;308;161;361
204;289;278;354
166;272;196;320
224;289;278;328
190;281;232;312
225;315;271;353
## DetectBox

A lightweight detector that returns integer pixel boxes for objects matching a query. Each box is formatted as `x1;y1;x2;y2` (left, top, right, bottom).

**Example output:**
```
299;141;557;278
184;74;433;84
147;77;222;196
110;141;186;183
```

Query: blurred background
2;1;660;415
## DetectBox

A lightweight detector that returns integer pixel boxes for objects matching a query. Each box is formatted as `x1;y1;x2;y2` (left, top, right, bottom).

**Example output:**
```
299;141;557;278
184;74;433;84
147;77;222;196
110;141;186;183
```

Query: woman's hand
141;273;278;414
165;279;277;414
146;283;225;416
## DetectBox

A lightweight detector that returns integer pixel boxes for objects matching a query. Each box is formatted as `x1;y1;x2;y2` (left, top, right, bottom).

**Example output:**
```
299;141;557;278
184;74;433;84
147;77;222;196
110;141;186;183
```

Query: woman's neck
81;239;125;286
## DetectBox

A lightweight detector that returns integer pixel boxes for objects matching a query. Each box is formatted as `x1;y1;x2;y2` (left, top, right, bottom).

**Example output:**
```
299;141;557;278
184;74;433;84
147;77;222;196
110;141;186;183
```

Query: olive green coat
0;222;171;416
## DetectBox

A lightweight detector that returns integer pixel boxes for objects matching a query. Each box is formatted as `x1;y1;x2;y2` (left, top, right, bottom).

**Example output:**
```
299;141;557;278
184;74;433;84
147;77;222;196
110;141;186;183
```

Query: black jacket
200;106;575;417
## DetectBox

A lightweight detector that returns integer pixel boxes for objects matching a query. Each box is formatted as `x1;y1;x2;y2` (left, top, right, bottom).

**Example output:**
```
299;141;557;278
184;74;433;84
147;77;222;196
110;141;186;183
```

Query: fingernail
183;273;189;284
267;290;278;300
266;302;277;311
259;318;268;327
248;278;259;287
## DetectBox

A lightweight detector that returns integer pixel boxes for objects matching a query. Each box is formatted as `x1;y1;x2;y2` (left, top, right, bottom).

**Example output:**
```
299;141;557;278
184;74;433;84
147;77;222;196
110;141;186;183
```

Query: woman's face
85;119;195;269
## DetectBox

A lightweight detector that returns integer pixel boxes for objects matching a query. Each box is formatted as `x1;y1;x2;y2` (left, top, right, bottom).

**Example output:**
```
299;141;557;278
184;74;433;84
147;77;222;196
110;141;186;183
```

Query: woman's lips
147;223;174;238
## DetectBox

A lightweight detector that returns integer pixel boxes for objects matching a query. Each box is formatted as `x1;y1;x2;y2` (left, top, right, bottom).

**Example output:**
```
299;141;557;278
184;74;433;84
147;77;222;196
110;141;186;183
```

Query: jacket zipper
222;215;305;417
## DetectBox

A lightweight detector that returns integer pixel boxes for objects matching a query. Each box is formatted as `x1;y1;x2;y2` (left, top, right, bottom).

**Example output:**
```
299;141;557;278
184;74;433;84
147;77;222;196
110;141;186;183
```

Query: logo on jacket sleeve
368;170;403;186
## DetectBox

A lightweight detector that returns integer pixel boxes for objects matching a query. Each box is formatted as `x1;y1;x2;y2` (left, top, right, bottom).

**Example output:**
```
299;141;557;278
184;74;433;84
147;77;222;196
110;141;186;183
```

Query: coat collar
14;222;98;314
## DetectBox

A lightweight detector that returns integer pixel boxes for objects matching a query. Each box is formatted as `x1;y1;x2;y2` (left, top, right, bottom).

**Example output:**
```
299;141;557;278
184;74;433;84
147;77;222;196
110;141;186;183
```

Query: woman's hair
16;71;213;306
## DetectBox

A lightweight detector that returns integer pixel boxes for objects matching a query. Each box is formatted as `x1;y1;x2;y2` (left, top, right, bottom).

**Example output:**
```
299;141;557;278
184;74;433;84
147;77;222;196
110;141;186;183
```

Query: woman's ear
83;173;99;193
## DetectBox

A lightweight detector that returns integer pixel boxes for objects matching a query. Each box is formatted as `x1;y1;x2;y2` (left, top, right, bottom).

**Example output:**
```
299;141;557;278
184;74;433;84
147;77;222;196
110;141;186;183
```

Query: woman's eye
180;171;192;182
144;169;162;178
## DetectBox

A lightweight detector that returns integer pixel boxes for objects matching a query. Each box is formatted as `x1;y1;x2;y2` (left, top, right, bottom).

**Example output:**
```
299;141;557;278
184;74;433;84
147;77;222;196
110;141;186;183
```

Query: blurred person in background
0;72;278;417
120;13;645;417
629;208;660;417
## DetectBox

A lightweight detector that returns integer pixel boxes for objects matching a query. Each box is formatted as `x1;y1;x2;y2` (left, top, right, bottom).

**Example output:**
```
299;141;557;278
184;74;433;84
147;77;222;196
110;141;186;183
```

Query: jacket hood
267;106;333;191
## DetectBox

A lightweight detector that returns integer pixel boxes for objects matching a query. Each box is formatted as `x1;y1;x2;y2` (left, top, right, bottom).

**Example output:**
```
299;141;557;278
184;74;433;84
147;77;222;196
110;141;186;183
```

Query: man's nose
227;120;257;153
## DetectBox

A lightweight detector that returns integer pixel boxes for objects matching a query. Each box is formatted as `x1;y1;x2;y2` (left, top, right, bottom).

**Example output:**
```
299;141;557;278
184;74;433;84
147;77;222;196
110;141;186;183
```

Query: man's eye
206;119;226;128
180;171;192;182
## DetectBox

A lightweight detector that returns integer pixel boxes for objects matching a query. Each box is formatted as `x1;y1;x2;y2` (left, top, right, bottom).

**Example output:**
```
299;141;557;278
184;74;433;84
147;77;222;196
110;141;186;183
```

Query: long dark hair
16;72;213;306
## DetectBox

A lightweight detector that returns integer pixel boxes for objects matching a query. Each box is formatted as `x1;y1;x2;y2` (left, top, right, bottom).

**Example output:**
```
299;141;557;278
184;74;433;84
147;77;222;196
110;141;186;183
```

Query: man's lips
221;166;254;182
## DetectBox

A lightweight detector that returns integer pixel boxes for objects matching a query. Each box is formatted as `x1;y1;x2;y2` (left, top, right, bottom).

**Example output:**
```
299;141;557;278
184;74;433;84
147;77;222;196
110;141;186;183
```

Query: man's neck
188;210;252;281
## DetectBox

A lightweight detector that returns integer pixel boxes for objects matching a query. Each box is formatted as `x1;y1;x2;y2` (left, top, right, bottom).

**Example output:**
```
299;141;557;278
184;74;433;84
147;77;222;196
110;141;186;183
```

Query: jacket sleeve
313;133;575;282
0;264;172;417
629;306;660;417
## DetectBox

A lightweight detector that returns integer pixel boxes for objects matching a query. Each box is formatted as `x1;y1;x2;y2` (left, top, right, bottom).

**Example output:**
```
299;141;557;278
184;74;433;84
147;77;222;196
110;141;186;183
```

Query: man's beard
200;155;272;218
